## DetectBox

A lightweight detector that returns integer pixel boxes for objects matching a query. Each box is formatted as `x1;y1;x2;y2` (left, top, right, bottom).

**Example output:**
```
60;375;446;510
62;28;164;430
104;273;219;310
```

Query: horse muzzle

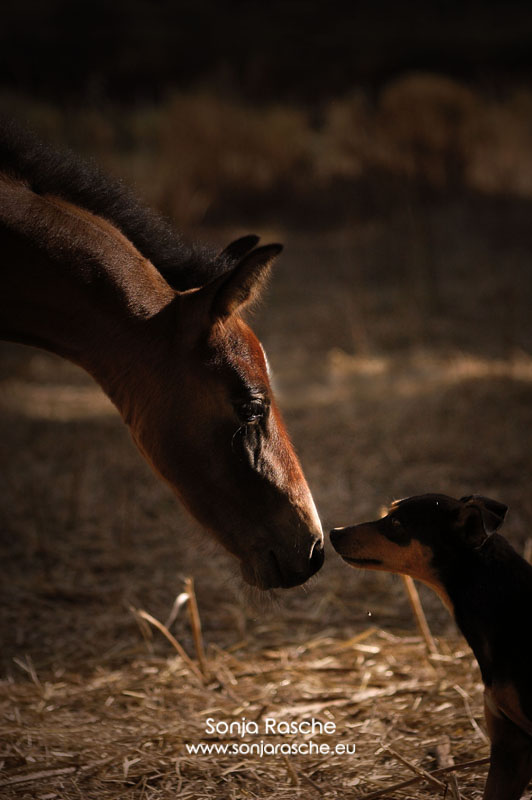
241;536;325;589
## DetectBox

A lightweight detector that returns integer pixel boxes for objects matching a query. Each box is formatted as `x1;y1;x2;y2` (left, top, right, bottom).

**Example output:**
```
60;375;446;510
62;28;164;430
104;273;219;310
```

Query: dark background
4;1;532;104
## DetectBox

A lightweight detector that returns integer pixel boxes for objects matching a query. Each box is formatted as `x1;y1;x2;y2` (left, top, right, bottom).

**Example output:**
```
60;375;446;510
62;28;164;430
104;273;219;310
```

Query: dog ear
460;495;508;533
457;495;508;548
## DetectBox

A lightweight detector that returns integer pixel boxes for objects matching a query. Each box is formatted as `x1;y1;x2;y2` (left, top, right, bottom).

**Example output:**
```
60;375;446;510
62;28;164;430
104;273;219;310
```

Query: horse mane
0;119;227;291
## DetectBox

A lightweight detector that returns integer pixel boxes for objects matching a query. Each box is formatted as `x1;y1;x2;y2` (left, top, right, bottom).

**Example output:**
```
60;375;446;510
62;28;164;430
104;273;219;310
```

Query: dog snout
330;526;352;552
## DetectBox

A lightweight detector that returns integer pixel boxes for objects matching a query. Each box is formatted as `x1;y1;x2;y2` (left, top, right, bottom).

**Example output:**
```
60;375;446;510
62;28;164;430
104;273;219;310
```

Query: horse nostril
309;539;324;574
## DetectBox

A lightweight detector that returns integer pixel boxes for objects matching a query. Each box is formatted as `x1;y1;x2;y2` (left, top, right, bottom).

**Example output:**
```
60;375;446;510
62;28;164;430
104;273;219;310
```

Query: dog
330;493;532;800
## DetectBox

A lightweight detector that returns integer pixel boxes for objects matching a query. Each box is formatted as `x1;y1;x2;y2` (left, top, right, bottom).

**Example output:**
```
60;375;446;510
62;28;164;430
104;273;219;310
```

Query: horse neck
0;173;178;420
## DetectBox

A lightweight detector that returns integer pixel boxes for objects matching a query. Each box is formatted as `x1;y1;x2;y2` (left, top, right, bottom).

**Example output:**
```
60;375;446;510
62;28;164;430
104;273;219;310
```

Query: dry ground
1;206;532;799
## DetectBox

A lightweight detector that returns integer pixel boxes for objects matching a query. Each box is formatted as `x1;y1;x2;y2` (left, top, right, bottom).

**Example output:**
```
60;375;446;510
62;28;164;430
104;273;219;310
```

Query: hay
0;617;491;799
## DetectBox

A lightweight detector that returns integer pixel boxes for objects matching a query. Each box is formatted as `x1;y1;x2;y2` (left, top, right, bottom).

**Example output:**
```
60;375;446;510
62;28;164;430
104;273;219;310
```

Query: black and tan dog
330;494;532;800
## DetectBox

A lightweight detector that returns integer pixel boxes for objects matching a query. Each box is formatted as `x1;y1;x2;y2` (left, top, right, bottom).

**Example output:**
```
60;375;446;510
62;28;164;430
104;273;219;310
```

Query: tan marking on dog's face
334;521;454;612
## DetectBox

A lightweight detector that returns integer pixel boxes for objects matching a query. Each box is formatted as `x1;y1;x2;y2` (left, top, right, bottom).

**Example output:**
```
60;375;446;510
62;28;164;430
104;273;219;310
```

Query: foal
0;122;323;589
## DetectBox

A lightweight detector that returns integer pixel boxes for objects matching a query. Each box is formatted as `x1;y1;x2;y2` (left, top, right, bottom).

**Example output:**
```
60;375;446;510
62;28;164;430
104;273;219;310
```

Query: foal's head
134;236;324;589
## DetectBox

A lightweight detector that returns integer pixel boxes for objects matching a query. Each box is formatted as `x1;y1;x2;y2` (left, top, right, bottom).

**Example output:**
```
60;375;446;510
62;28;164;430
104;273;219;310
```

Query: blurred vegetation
4;72;532;230
3;68;532;362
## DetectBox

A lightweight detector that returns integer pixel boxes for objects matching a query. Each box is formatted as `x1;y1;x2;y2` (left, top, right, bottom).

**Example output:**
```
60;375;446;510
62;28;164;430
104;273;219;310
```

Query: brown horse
0;122;323;589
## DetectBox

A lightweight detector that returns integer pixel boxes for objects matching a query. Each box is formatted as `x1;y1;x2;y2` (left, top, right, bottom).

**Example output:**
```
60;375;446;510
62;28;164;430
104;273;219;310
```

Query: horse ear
210;243;283;320
456;495;508;548
219;234;260;263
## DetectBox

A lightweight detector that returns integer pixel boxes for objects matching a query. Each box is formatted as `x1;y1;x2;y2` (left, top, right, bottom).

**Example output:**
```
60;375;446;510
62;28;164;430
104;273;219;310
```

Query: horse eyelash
231;424;247;455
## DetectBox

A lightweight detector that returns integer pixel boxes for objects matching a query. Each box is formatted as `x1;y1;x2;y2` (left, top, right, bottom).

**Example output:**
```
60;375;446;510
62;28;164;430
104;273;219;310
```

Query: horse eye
237;398;267;423
391;518;402;529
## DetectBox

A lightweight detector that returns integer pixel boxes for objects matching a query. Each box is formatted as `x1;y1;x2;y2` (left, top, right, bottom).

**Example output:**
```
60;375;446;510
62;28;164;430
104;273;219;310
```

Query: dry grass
0;627;490;800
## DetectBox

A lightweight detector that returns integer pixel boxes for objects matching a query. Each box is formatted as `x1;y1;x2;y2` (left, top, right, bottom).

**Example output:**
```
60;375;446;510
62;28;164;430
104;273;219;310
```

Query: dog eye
236;398;267;423
386;516;406;541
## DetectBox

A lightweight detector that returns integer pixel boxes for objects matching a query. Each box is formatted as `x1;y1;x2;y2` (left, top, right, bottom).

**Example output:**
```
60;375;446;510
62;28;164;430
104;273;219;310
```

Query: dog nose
329;527;346;548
